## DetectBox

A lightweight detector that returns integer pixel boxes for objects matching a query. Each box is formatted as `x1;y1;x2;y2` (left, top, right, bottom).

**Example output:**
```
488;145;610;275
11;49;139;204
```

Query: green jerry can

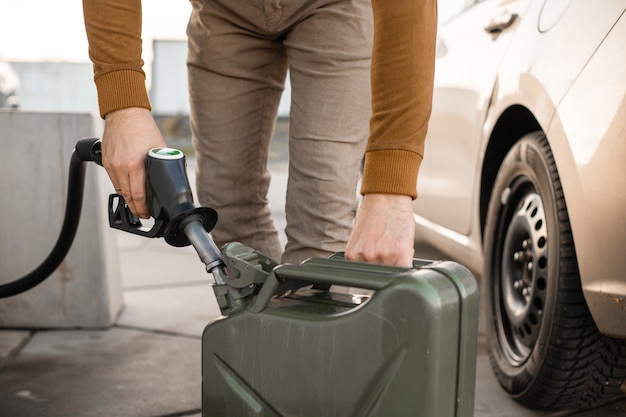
202;255;479;417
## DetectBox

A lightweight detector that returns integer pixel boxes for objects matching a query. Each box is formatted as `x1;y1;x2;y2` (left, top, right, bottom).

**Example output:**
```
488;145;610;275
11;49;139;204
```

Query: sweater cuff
95;70;152;118
360;149;423;199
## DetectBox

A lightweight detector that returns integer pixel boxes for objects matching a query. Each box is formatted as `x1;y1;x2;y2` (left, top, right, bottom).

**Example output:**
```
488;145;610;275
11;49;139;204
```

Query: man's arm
345;0;437;267
83;0;166;218
83;0;150;115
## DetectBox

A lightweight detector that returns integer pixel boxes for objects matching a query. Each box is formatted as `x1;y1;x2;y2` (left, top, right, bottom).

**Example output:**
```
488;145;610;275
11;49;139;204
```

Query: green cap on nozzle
149;148;184;160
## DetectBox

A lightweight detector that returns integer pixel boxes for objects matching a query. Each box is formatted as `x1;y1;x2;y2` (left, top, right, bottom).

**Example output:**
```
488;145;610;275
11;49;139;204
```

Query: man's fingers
104;160;148;219
129;168;149;218
347;244;412;268
346;193;415;267
100;108;168;219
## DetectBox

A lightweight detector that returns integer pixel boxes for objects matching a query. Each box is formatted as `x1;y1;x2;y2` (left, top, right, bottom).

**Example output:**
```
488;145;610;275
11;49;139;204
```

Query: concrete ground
1;128;625;416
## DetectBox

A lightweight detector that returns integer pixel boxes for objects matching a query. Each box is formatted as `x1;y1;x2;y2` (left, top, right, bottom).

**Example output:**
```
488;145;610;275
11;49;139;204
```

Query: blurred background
0;0;463;132
0;0;291;142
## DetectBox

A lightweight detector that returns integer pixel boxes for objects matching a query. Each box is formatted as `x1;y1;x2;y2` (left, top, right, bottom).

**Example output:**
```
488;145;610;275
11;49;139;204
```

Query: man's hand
102;107;167;219
345;193;415;267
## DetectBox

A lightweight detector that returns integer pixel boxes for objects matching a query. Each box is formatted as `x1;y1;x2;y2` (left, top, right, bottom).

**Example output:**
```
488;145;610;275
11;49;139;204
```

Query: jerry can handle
248;255;423;313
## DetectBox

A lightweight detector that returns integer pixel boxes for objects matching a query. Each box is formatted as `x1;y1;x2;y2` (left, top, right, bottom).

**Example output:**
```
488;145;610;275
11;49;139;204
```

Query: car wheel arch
479;105;541;241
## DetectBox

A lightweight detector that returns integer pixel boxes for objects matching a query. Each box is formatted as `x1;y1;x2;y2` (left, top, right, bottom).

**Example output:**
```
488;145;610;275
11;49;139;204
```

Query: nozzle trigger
108;194;166;238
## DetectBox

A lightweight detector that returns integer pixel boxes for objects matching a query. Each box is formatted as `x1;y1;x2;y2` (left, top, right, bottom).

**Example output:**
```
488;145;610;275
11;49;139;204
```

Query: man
83;0;436;268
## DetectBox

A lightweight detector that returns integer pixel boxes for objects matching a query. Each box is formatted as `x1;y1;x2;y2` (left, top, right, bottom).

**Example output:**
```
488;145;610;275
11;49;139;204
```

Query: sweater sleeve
360;0;437;199
82;0;152;118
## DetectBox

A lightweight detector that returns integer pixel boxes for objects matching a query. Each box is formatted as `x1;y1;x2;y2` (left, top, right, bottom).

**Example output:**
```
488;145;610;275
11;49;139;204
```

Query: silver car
414;0;626;410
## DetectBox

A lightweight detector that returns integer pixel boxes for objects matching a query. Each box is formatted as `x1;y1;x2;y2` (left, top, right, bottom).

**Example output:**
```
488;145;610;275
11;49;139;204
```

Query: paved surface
1;132;625;416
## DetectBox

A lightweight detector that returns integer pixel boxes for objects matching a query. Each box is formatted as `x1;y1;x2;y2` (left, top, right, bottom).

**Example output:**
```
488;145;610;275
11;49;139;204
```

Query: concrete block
0;110;122;328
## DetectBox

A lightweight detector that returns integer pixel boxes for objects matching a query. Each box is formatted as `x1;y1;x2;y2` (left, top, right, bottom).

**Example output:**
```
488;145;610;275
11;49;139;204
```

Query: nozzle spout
183;219;227;285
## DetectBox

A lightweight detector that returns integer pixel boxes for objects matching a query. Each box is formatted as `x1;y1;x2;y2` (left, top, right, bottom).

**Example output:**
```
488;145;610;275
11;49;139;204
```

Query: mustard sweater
83;0;436;198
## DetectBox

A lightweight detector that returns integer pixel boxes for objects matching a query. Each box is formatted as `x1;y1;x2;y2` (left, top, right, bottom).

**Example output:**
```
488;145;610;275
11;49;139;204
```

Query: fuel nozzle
144;147;217;248
108;146;227;283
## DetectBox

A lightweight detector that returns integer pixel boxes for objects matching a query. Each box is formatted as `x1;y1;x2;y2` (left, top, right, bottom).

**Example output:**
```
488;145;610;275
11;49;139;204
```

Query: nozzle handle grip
74;138;103;166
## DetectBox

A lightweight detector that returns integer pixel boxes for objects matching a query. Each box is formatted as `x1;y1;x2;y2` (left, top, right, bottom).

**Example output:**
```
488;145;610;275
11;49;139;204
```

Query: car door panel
417;0;529;235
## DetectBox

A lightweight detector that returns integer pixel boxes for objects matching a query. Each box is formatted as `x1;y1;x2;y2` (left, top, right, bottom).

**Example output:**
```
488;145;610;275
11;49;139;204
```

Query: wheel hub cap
499;192;548;364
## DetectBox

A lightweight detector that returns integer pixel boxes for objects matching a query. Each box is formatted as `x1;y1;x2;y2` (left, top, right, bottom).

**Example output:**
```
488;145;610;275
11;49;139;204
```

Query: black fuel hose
0;138;102;298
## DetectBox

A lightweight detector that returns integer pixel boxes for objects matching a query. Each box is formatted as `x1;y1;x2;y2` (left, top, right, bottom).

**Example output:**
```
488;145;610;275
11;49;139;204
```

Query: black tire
483;131;626;410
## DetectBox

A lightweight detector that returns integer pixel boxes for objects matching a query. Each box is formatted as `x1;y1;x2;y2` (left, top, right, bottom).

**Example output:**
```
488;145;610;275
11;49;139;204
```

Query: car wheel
483;131;626;410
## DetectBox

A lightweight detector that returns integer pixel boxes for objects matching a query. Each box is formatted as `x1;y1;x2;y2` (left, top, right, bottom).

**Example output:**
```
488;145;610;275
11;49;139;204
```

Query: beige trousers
187;0;373;264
